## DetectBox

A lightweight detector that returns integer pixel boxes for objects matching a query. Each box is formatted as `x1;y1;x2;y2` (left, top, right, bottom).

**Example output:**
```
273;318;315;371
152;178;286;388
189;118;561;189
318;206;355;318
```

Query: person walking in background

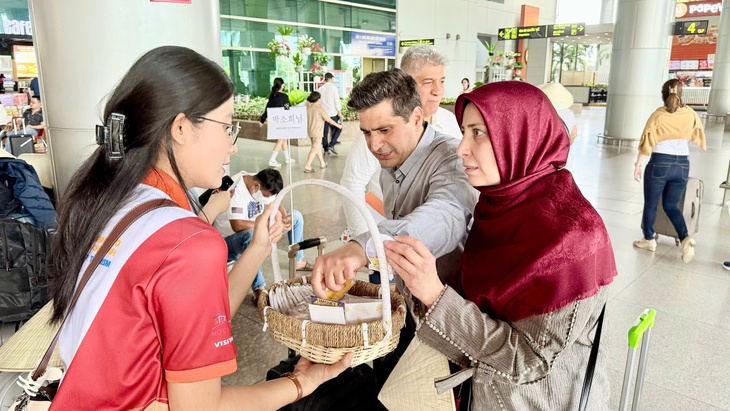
460;77;472;94
303;91;341;173
260;77;295;168
318;72;343;155
633;79;706;263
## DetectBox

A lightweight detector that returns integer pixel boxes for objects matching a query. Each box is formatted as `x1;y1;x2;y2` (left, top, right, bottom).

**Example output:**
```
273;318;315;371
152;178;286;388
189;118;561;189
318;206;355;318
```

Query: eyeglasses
194;116;241;145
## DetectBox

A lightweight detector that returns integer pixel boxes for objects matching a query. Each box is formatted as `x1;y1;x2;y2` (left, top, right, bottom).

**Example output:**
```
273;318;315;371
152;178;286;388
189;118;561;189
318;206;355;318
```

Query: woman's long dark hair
271;77;285;93
50;46;235;323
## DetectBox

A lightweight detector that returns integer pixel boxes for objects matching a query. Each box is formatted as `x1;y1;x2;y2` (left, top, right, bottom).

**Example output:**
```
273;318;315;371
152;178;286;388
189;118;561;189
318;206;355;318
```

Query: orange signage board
13;45;37;78
675;1;722;18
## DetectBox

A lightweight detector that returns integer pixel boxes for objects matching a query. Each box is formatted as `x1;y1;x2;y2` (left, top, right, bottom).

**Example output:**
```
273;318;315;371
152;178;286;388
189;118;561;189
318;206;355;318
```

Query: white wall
396;0;558;97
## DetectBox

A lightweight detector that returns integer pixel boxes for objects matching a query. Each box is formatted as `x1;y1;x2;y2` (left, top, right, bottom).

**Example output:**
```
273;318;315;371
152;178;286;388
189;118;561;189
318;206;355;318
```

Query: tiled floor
224;107;730;410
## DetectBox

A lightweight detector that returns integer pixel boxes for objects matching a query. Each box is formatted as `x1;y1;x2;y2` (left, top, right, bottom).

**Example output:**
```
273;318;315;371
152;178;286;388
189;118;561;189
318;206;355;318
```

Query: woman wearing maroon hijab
384;81;616;410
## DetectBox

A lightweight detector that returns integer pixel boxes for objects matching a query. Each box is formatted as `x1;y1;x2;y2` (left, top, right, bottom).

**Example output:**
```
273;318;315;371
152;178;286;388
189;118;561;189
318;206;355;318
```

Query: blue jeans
641;153;690;241
323;115;341;150
224;210;304;291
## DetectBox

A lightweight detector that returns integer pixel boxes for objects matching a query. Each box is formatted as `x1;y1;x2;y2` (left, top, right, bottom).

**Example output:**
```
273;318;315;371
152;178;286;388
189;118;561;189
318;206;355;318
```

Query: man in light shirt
340;45;462;237
312;69;477;402
318;72;343;155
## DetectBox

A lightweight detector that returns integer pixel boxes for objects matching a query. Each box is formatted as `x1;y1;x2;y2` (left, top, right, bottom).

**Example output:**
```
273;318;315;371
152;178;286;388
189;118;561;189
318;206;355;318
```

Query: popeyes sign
676;1;723;18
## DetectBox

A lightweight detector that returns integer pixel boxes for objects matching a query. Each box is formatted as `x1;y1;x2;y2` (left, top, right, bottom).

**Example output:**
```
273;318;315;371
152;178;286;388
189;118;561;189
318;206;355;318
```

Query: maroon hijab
454;81;616;322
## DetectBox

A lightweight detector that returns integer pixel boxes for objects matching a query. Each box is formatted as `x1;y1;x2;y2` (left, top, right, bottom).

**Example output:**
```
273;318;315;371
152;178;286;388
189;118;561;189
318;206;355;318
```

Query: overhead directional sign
673;20;709;35
399;39;435;47
498;23;585;41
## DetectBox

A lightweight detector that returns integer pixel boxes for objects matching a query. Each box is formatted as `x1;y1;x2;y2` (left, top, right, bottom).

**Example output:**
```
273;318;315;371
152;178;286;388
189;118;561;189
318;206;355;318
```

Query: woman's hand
202;189;232;221
251;204;283;254
634;165;642;182
293;353;353;397
384;236;444;307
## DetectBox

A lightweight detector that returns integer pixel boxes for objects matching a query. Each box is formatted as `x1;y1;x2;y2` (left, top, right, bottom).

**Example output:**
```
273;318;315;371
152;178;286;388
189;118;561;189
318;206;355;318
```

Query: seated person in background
5;96;43;138
213;168;309;303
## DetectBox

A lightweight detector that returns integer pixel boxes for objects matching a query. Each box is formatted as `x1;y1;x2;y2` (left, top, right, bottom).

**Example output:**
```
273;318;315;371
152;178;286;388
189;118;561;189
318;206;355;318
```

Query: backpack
0;219;52;322
0;179;21;218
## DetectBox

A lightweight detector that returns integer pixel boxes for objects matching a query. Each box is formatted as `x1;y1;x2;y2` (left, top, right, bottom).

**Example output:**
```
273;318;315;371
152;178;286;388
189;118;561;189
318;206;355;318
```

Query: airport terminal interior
0;0;729;410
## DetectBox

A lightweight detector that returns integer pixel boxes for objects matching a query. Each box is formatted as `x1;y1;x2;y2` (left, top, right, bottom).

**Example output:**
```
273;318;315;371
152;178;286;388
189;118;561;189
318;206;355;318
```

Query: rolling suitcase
619;308;656;411
7;119;34;157
653;177;703;245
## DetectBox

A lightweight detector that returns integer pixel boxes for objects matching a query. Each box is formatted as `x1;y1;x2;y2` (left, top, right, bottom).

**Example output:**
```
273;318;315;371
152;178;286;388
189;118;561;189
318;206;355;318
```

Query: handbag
378;336;455;411
8;199;176;411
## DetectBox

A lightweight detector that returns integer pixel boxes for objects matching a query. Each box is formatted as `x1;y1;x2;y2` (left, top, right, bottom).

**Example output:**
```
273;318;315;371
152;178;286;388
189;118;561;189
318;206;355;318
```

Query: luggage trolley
619;308;656;411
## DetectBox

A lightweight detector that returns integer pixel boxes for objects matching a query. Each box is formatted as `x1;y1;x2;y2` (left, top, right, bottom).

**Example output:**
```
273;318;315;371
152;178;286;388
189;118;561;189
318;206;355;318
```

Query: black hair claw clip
96;113;126;159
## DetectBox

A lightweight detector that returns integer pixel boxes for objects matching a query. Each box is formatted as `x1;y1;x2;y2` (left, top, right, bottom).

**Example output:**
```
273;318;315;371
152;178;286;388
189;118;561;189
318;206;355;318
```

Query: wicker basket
257;179;407;366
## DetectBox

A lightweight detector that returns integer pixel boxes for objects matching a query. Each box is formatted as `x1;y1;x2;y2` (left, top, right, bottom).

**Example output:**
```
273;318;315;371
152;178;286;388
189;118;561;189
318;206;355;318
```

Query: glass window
220;0;396;98
221;20;392;58
220;0;395;34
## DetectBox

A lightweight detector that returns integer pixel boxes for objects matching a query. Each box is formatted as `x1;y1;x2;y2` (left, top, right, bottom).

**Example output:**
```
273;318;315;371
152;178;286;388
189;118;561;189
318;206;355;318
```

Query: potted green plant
288;89;310;106
277;25;294;42
485;42;496;57
512;61;525;79
298;34;316;56
292;52;304;71
268;39;291;62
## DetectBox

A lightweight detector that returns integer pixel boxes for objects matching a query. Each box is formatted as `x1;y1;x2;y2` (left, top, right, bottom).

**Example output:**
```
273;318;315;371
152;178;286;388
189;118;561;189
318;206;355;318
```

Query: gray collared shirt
353;124;478;281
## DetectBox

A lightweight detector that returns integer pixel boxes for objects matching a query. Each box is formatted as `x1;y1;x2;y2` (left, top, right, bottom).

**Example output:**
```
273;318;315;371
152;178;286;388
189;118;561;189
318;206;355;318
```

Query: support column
524;39;551;86
600;0;616;24
29;0;222;196
707;0;730;116
602;0;673;142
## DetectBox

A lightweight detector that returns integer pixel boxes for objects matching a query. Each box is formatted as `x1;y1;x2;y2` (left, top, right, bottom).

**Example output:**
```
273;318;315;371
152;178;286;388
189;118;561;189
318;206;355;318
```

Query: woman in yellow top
633;79;706;262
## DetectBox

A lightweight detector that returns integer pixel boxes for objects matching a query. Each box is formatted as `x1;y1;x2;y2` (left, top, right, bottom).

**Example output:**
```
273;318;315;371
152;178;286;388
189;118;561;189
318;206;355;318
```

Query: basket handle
268;179;393;339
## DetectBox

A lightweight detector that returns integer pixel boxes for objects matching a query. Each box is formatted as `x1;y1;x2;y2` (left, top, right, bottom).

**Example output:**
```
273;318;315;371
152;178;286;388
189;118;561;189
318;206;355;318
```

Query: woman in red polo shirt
48;46;350;411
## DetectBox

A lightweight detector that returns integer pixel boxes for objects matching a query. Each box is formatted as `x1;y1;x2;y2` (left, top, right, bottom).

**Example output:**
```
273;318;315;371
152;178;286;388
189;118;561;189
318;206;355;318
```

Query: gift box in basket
257;179;406;367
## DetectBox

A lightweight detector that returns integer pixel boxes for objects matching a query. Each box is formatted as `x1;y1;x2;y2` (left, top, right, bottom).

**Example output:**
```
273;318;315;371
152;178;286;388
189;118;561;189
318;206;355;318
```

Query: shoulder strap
31;198;178;380
578;303;606;411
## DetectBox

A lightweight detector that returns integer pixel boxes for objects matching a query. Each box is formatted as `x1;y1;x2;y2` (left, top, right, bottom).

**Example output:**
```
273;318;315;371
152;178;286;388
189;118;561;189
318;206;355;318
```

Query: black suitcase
6;119;35;156
8;135;34;156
